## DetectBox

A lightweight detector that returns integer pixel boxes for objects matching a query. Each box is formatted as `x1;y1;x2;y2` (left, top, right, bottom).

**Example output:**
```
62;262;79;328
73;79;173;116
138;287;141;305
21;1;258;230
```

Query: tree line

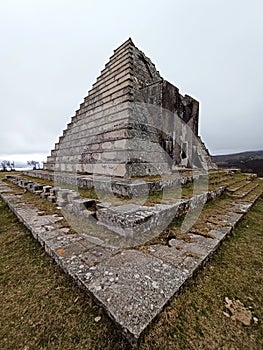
1;160;42;171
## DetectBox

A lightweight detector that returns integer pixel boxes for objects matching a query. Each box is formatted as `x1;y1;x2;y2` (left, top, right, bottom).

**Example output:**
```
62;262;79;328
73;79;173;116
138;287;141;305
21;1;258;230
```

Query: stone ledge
21;169;204;196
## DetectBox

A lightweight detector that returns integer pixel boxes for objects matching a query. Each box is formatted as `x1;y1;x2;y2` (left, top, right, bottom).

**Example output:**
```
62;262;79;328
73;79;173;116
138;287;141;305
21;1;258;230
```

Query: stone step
53;149;171;165
242;181;263;201
74;94;130;122
85;77;133;107
227;181;249;193
75;93;134;119
80;86;134;116
53;161;172;177
105;44;133;68
53;129;161;156
94;57;132;91
225;177;248;190
53;137;164;157
46;101;133;161
74;100;131;126
230;183;259;198
97;187;225;239
100;46;132;71
209;175;230;186
228;178;254;191
55;109;131;147
94;59;132;86
109;37;134;59
54;117;131;148
88;72;132;100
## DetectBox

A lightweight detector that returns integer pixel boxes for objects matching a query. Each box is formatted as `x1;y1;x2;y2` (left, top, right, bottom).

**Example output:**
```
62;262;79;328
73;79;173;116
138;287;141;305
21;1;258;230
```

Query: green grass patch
0;199;127;350
139;195;263;349
22;174;54;186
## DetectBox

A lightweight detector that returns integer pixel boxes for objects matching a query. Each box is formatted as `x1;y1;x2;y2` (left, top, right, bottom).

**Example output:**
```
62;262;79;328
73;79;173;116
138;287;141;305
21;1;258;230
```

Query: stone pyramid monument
44;38;215;177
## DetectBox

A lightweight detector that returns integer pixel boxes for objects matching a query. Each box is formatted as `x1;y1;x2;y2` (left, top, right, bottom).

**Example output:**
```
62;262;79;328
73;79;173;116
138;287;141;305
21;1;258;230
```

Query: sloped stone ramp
0;172;262;346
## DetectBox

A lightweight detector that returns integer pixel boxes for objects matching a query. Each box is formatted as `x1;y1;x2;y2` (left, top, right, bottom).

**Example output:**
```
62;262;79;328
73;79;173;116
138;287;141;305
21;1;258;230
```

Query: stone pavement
0;172;262;346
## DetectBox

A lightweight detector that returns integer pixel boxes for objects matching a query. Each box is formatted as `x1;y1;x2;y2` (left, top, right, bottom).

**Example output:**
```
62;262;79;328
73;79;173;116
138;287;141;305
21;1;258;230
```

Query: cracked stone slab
208;226;232;240
56;245;118;277
79;246;118;267
220;212;243;228
146;232;223;276
36;227;64;246
45;235;91;258
0;184;12;193
81;249;188;342
231;202;253;213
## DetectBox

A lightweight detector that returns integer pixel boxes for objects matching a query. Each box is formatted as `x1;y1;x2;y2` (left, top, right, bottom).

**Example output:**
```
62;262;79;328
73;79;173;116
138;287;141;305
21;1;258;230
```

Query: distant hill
212;150;263;177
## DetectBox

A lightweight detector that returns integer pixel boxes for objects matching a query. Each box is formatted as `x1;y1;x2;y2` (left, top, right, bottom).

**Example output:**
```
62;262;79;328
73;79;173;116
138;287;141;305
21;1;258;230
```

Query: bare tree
27;160;40;170
1;160;7;171
1;160;15;171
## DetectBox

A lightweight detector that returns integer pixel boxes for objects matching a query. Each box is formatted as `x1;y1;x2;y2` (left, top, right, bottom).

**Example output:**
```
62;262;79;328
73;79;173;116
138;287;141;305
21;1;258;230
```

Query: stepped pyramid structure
44;38;215;177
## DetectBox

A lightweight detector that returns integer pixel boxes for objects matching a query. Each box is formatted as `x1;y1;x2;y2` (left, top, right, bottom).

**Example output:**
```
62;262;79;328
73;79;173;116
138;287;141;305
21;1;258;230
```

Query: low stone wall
97;187;225;241
22;169;209;198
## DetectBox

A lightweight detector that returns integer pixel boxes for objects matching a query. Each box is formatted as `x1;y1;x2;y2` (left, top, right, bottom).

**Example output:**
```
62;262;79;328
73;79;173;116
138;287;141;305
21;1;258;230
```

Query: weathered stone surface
147;232;221;276
71;198;96;215
220;212;243;228
82;250;188;341
96;188;225;246
43;185;52;193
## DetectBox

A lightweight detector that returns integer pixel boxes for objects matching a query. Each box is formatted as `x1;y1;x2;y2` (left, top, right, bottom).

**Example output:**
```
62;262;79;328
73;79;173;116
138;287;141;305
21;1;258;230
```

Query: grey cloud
0;0;262;160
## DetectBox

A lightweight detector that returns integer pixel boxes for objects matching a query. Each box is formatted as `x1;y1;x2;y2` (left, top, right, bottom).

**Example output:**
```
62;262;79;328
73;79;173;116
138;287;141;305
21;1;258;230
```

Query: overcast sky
0;0;262;163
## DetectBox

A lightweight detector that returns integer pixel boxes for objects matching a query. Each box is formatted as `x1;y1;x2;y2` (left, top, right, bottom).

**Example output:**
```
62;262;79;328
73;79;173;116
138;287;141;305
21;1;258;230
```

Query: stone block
82;250;188;343
47;195;56;203
56;188;71;199
33;184;43;191
72;198;96;215
96;202;112;209
40;192;49;199
221;212;243;228
67;191;80;202
33;190;43;195
26;182;35;191
43;185;52;193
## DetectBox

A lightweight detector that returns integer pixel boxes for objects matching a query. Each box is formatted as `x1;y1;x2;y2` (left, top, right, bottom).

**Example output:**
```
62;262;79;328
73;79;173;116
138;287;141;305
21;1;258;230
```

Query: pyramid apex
122;37;135;48
127;37;134;45
113;38;135;54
